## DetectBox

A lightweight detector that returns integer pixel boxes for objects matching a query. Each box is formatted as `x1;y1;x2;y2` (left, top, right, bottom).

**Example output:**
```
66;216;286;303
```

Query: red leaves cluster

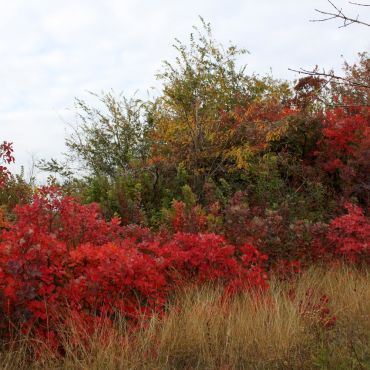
327;202;370;262
11;186;123;248
0;141;14;187
0;187;268;344
313;106;370;205
297;289;337;329
170;200;207;233
319;106;369;172
140;233;268;293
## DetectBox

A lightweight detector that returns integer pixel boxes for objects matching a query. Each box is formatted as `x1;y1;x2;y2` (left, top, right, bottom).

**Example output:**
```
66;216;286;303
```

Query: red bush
10;186;123;248
140;232;268;292
0;187;268;347
327;202;370;262
169;200;208;233
288;287;337;329
316;106;370;205
321;107;369;169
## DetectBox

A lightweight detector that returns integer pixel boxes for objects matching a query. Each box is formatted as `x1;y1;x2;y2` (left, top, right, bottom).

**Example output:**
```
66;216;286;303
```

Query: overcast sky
1;0;369;180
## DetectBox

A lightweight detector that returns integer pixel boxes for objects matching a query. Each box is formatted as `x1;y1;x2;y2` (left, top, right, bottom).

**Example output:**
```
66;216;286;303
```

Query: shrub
327;202;370;262
0;187;268;349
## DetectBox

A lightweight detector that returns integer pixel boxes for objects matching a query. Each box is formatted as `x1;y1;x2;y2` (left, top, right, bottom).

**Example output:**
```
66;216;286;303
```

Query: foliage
316;105;370;205
0;187;269;349
150;21;291;195
40;94;149;179
0;141;15;188
35;24;368;233
327;202;370;262
1;19;370;364
331;52;370;106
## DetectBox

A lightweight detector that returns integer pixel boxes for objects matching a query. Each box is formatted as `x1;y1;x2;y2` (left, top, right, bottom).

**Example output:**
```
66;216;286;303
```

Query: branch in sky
311;0;370;28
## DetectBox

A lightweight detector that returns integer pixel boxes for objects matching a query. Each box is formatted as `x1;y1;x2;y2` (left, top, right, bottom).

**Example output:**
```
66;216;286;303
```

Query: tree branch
288;68;370;89
311;0;370;27
349;2;370;6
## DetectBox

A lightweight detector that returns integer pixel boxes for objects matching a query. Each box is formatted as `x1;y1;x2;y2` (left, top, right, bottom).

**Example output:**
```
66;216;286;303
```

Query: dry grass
1;265;369;369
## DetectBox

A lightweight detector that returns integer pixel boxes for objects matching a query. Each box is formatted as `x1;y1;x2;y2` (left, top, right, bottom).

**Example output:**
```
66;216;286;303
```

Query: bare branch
349;1;370;6
288;68;370;89
311;0;370;27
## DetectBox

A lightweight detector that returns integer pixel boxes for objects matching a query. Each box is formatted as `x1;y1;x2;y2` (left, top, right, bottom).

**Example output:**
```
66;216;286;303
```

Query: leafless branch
311;0;370;27
349;2;370;6
288;68;370;89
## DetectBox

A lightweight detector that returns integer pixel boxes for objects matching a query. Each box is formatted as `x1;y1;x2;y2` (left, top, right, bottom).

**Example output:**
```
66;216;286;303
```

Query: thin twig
288;68;370;89
349;1;370;7
311;0;370;27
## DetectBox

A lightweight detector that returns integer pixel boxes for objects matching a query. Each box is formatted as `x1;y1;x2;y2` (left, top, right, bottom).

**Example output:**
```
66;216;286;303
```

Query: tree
150;18;290;195
41;93;149;179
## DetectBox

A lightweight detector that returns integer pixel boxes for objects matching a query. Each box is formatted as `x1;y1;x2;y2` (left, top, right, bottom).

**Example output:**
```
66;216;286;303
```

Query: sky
1;0;369;180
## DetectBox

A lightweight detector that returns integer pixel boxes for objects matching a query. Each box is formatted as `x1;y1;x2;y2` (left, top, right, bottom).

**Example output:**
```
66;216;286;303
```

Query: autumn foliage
0;141;14;188
0;27;369;358
0;187;270;347
326;202;370;262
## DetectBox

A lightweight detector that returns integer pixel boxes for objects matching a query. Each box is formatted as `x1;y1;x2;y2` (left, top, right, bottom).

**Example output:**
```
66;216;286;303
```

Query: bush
0;187;268;349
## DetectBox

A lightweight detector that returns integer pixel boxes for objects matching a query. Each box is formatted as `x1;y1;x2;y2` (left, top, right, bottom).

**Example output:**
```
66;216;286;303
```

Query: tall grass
1;265;369;369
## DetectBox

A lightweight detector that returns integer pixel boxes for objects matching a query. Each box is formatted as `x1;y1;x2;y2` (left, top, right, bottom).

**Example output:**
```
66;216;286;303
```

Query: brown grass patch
1;265;369;369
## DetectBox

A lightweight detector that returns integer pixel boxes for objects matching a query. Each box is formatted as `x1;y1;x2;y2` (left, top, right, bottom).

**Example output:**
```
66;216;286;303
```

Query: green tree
47;92;149;179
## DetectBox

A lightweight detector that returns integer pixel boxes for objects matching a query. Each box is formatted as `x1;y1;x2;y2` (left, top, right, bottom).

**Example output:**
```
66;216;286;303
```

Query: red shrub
66;241;167;317
316;106;370;205
321;107;369;169
11;186;123;248
140;232;268;292
327;202;370;262
169;200;208;233
0;187;268;348
298;289;336;329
